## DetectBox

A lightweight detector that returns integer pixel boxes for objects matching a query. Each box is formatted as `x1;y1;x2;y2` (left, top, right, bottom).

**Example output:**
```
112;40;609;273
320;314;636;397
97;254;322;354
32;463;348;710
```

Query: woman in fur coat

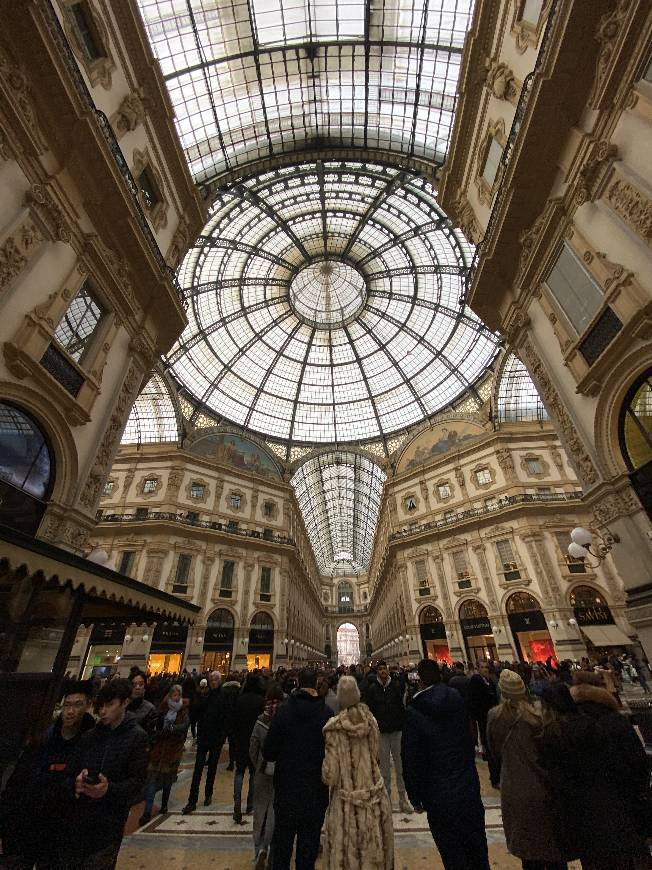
322;676;394;870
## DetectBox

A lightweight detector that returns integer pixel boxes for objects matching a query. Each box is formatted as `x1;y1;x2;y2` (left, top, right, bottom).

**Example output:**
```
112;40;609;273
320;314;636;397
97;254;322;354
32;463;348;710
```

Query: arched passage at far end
337;622;360;667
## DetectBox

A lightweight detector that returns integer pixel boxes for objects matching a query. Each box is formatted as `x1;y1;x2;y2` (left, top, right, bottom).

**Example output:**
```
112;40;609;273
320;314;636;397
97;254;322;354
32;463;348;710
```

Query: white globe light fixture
87;547;110;565
570;527;593;547
568;541;590;560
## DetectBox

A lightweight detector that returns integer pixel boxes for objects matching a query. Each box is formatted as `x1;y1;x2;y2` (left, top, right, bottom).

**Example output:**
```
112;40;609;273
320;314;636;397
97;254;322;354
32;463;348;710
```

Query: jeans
379;731;406;801
143;779;172;815
188;737;225;805
272;807;325;870
426;800;489;870
234;760;255;808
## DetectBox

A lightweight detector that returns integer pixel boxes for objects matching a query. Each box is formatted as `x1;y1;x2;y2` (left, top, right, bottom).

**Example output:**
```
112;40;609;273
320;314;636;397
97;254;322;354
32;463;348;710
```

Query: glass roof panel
136;0;473;186
497;354;549;423
291;450;386;573
122;374;180;445
168;161;499;443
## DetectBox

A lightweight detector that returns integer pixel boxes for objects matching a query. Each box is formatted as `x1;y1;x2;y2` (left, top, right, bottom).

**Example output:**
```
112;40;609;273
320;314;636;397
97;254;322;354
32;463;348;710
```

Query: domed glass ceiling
166;161;499;443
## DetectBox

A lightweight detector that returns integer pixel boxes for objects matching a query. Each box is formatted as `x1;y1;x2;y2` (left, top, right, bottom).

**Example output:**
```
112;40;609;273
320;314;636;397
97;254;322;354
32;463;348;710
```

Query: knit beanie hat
337;675;361;710
499;668;527;701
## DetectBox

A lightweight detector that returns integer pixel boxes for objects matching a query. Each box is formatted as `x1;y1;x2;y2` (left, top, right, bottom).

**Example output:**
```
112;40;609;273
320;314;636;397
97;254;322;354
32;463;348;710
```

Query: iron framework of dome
166;161;499;444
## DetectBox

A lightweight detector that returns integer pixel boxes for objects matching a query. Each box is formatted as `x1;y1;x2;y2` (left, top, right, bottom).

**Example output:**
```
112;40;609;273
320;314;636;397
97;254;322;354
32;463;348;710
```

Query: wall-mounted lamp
568;617;578;627
547;620;558;630
141;634;149;643
490;625;502;635
568;526;619;568
124;634;132;644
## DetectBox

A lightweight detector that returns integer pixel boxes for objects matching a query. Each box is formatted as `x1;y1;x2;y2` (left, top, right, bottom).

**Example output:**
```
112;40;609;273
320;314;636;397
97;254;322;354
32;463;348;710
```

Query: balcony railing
98;511;295;546
41;1;184;303
324;605;369;615
390;490;584;541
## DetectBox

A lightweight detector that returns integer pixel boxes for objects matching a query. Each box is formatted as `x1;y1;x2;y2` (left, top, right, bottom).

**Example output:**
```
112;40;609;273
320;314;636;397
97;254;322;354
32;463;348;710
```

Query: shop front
506;592;555;664
459;599;496;665
202;608;234;675
148;622;189;674
81;622;127;679
571;585;631;655
248;611;274;670
419;606;451;663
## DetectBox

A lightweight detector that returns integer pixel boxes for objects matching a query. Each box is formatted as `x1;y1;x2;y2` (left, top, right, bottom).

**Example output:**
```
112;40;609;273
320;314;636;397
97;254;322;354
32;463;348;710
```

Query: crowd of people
0;653;650;870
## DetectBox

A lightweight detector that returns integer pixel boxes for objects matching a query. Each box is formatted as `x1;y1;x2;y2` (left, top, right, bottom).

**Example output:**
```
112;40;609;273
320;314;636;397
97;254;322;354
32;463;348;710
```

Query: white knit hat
499;668;527;701
337;675;361;710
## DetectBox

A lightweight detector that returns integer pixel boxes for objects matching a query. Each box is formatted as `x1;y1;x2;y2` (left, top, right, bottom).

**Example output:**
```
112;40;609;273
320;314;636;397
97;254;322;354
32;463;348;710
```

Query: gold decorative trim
510;0;552;54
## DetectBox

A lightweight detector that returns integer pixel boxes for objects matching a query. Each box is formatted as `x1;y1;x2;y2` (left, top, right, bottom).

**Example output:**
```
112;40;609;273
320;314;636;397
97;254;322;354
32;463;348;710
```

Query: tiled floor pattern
117;741;583;869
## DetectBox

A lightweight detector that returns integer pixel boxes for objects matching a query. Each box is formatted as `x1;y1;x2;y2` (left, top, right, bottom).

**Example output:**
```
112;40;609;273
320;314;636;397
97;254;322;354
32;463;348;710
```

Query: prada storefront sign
420;621;447;641
204;625;234;650
460;617;493;637
249;626;274;651
574;605;614;627
507;610;547;633
151;623;188;651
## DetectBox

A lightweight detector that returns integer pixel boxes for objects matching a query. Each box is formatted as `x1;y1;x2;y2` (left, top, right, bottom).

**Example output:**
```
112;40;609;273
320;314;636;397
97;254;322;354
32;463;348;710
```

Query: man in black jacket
402;659;489;870
362;660;412;812
263;668;332;870
0;680;96;866
70;677;148;867
182;670;226;813
467;661;499;787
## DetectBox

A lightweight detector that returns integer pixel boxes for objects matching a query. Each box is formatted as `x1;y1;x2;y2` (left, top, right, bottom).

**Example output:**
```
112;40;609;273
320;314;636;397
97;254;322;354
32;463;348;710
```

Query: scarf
164;696;183;726
264;699;281;721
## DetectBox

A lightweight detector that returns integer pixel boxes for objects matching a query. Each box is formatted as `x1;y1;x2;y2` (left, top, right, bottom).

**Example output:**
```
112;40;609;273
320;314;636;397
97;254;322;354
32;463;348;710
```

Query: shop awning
0;526;200;626
581;625;633;647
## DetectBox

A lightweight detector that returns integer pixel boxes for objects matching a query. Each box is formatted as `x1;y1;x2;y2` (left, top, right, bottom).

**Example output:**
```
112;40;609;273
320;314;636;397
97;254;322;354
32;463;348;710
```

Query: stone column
184;622;205;672
116;623;152;675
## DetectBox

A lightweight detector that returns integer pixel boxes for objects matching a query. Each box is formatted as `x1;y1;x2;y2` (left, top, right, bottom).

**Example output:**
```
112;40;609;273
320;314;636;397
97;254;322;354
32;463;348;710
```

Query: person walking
139;684;189;825
128;671;158;741
402;658;489;870
322;676;394;870
263;668;333;870
487;670;568;870
448;662;471;703
70;678;148;868
182;670;226;814
221;672;243;770
540;682;651;870
249;684;284;869
232;673;266;823
467;660;499;787
362;660;412;812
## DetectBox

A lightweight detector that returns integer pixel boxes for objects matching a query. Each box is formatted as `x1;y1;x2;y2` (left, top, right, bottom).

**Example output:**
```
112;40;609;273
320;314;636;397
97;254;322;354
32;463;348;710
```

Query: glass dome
167;161;499;443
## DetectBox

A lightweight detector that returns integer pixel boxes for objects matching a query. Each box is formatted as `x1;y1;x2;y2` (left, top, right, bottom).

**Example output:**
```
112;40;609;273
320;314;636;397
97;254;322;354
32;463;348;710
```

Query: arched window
570;585;608;609
338;581;354;613
250;611;274;631
420;606;444;624
620;370;652;471
0;403;54;534
207;608;234;629
459;599;488;620
506;592;541;613
497;355;548;423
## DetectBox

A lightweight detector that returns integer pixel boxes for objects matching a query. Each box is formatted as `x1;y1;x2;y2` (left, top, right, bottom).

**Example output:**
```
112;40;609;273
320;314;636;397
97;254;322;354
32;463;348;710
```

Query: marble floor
117;741;583;870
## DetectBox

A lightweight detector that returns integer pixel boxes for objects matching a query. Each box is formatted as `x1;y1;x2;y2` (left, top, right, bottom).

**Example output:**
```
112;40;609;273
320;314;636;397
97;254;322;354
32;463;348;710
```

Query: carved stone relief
0;218;43;293
112;90;147;138
484;58;520;105
604;171;652;244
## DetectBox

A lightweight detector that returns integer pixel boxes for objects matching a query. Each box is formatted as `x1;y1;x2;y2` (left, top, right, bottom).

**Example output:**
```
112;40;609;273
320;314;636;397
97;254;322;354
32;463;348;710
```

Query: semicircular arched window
250;611;274;630
420;606;444;624
620;371;652;471
207;608;234;629
0;403;54;534
506;592;541;613
459;599;488;620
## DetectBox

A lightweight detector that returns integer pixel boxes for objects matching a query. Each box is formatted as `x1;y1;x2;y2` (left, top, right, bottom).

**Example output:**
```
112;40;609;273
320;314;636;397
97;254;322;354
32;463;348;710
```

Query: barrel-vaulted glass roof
291;451;386;573
166;161;499;444
136;0;472;186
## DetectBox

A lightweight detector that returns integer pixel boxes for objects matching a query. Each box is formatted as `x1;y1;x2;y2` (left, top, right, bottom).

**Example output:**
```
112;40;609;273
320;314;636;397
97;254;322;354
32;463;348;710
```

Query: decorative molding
475;118;507;206
471;463;496;490
520;451;551;478
24;184;71;243
138;473;162;498
112;89;147;138
484;58;520;105
510;0;552;54
603;169;652;245
61;0;116;89
453;193;482;244
185;478;210;504
0;217;43;293
519;339;599;488
0;46;47;154
495;447;517;481
132;147;169;232
165;468;184;499
592;489;641;526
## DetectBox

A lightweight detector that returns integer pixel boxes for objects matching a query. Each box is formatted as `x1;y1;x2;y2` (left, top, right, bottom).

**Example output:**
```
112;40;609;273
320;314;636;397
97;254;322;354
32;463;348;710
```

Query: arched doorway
570;585;630;654
459;600;496;665
419;606;451;663
337;581;354;614
0;402;54;534
202;608;234;674
337;622;360;666
505;592;554;663
619;370;652;520
248;611;274;670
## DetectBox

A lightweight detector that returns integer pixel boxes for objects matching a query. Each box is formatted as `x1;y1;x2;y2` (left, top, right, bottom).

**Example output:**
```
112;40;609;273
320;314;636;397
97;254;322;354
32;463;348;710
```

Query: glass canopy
497;355;548;424
122;374;180;445
291;450;386;573
136;0;473;186
167;161;499;444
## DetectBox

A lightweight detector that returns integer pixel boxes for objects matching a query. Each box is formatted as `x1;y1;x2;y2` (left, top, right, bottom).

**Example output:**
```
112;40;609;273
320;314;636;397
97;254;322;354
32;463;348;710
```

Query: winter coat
147;703;190;787
486;706;565;863
362;676;406;733
467;674;498;725
401;683;481;812
540;686;650;863
322;703;393;870
232;686;265;769
447;673;470;702
263;689;333;819
70;712;148;855
220;679;242;736
195;686;226;748
0;712;95;862
127;697;158;740
250;714;277;852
